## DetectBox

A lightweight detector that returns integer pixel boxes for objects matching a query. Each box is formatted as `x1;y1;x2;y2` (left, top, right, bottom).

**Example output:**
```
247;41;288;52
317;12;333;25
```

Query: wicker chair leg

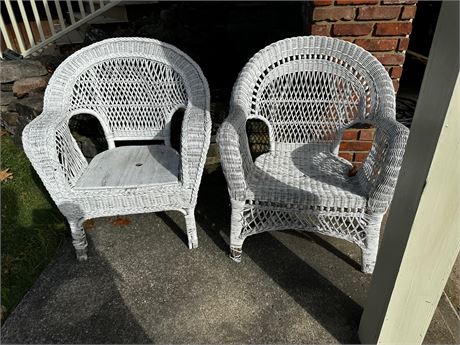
184;208;198;249
229;199;245;263
361;231;380;274
69;218;88;261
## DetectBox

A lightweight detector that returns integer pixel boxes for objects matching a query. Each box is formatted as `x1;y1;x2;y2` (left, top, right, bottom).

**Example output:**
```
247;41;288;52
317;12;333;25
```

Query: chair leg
229;199;245;263
361;231;379;274
184;208;198;249
69;218;88;261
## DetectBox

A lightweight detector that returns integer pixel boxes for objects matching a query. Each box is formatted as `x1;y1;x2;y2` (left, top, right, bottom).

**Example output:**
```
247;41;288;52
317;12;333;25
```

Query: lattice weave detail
22;38;211;260
218;36;409;273
254;62;366;143
69;58;188;138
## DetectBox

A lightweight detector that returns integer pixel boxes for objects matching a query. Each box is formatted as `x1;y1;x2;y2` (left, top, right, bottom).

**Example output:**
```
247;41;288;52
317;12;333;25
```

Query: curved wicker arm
22;112;88;203
217;107;254;201
180;105;211;202
358;117;409;213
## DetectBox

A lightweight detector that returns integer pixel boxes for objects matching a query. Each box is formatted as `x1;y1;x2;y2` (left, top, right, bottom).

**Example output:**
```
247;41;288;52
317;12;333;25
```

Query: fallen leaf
0;129;7;137
110;216;131;227
0;169;13;181
83;219;95;230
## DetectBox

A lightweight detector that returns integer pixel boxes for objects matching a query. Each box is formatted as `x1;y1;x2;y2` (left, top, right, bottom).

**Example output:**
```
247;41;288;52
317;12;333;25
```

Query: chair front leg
184;208;198;249
361;225;381;274
69;218;88;261
229;199;246;262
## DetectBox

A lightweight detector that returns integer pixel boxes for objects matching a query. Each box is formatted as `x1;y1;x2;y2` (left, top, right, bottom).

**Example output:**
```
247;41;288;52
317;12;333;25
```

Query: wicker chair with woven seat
218;36;409;273
22;38;211;260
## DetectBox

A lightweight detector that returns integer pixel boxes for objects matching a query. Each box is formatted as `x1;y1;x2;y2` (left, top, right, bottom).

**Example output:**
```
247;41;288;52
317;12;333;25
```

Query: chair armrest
180;105;211;202
357;116;409;213
22;112;88;202
217;108;254;201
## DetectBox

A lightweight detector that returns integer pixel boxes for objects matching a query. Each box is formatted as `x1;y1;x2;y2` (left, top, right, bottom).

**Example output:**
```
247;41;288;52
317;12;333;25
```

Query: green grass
1;134;66;319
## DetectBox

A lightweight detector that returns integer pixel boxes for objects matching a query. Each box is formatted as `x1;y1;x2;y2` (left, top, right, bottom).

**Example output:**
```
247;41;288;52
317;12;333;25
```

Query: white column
359;1;460;344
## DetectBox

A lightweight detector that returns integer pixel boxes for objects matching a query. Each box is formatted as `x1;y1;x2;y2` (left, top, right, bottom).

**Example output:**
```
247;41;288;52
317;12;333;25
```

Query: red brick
357;6;401;21
375;53;405;65
393;79;400;92
332;23;373;36
354;152;369;162
336;0;378;4
313;7;355;21
339;141;373;151
342;129;359;140
390;66;403;78
401;5;417;19
359;128;376;141
352;162;363;170
398;37;410;51
312;24;330;36
314;0;333;6
375;22;413;36
339;152;353;161
355;38;398;51
382;0;417;4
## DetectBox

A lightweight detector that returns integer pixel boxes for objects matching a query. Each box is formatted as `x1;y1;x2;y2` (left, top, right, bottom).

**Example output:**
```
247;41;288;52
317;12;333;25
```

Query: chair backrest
231;36;395;148
44;37;207;142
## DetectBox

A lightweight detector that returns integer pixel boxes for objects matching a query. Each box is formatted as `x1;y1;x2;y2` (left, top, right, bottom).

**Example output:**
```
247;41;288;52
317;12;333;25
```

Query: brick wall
338;127;376;167
311;0;417;167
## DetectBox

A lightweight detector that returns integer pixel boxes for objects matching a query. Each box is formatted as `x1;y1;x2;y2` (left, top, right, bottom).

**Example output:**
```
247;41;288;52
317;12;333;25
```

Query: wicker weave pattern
69;58;188;138
22;38;211;260
218;36;409;273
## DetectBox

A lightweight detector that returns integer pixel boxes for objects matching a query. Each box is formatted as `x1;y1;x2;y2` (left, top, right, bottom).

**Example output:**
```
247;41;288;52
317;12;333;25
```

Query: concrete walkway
1;171;456;343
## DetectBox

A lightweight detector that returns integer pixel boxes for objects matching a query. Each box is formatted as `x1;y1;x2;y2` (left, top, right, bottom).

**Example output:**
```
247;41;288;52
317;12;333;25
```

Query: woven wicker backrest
68;57;188;139
231;36;395;146
44;38;207;141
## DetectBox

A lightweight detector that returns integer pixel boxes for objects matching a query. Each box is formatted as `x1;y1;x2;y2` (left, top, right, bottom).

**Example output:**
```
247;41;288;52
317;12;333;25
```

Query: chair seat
246;144;367;209
76;145;180;189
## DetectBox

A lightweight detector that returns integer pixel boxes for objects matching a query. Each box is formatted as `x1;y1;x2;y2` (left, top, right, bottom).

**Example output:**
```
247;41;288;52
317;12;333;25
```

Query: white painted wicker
217;36;409;273
22;38;211;260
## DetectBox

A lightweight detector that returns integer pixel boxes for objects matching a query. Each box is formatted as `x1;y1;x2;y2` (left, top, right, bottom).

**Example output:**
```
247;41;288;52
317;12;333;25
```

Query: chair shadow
195;168;362;344
290;231;362;271
1;192;152;344
157;211;189;248
243;232;362;344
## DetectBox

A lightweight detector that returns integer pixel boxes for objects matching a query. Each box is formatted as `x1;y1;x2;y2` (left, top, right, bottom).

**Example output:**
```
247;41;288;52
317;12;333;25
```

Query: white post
54;0;67;31
89;0;96;14
0;14;14;50
17;0;36;48
30;0;46;42
43;0;56;36
77;0;86;18
66;0;76;25
359;1;460;344
4;0;27;54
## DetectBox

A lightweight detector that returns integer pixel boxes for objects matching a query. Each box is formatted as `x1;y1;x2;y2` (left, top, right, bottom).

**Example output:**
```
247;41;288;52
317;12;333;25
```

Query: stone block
0;60;47;83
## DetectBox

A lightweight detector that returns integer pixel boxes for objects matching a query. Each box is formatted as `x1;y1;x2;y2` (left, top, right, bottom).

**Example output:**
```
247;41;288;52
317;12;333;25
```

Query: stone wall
1;60;49;146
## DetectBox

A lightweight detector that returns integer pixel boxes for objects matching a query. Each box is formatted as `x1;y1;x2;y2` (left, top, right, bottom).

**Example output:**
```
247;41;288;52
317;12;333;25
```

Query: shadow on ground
1;234;151;343
195;169;364;344
1;169;456;344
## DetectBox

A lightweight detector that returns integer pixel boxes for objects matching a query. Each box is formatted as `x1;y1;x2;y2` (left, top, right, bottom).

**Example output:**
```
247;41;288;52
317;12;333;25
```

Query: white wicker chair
218;36;409;273
22;38;211;260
